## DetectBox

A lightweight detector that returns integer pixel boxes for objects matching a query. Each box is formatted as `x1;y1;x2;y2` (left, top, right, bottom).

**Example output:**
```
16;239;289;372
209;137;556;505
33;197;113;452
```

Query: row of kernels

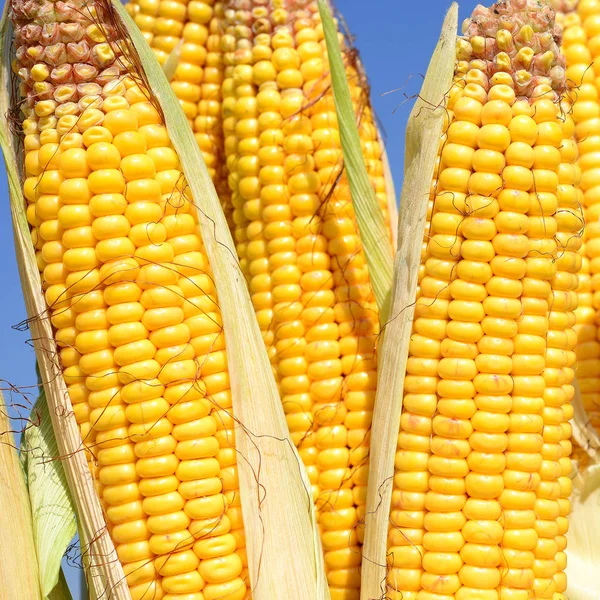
417;79;479;596
320;208;366;594
386;304;438;590
385;121;465;593
449;84;511;593
94;95;172;591
545;104;582;595
101;282;156;590
420;236;469;594
521;98;561;600
220;13;251;278
574;252;600;423
55;94;159;590
298;21;386;571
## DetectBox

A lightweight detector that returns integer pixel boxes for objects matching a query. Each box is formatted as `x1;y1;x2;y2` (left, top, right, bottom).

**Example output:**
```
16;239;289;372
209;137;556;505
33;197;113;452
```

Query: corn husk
0;5;130;598
380;135;399;252
571;377;600;461
566;460;600;599
0;391;43;600
20;375;76;600
359;6;458;598
318;0;394;323
163;40;183;83
116;2;330;598
566;377;600;599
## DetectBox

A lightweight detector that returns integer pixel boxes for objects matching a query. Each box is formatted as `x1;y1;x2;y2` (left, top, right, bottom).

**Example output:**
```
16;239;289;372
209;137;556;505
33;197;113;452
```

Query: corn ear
318;0;394;323
0;0;328;594
359;5;458;598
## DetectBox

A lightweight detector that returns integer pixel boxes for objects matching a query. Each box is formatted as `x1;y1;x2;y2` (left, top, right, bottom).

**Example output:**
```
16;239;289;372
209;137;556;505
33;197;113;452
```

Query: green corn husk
318;0;394;323
21;373;76;600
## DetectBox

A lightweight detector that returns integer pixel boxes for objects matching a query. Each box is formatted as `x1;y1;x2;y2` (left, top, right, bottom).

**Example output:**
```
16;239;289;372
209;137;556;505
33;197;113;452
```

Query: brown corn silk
124;0;233;227
384;0;580;598
10;0;251;598
552;0;600;467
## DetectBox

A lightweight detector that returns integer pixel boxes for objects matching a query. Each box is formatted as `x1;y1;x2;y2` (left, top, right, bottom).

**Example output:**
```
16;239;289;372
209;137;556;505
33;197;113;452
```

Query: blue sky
0;0;479;596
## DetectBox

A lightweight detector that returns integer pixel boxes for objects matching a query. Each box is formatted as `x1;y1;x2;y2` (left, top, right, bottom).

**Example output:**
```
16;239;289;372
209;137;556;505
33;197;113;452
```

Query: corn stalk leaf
21;373;77;599
318;0;394;323
359;6;458;598
0;391;43;599
0;5;130;599
111;2;329;598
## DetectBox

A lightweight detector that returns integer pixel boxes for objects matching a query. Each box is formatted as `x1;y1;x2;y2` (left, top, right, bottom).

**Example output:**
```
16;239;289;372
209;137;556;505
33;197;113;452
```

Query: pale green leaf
318;0;394;323
21;381;77;598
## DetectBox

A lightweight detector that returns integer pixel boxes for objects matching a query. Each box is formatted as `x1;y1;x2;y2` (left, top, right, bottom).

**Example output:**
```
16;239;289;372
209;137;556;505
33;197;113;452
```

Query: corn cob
553;0;600;447
11;0;248;597
219;1;392;597
125;0;232;225
387;1;579;599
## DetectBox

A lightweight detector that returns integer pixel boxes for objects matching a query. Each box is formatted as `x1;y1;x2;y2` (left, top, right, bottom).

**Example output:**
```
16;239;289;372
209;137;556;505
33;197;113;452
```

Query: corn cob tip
9;0;135;117
548;0;579;14
222;0;323;50
226;0;313;11
459;0;566;101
